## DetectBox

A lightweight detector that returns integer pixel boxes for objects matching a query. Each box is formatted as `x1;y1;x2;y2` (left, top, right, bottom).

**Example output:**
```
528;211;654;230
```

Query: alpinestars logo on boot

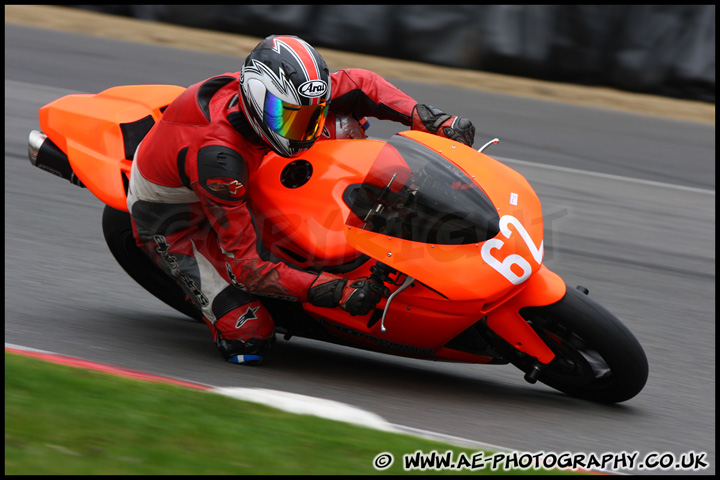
236;306;260;328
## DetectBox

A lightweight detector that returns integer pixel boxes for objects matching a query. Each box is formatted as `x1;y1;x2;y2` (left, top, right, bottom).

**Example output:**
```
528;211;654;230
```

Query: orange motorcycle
27;85;648;403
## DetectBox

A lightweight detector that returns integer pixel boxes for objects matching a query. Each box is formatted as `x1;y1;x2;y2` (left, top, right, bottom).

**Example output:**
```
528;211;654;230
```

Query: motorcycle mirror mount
478;137;500;154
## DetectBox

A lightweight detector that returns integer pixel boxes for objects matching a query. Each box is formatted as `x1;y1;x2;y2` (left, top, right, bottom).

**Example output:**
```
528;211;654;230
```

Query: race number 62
481;215;544;285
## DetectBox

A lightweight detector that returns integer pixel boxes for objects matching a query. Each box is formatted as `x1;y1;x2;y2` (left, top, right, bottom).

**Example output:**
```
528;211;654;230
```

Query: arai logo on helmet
298;80;328;98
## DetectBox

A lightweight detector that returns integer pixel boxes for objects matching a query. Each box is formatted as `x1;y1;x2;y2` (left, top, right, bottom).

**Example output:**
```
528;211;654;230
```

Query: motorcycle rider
126;34;476;365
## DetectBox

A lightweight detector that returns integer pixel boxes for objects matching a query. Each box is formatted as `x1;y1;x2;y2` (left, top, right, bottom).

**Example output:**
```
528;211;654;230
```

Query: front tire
508;286;648;403
101;205;203;322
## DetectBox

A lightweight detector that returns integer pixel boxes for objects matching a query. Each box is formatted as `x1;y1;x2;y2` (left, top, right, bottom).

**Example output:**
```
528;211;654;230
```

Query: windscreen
345;134;500;245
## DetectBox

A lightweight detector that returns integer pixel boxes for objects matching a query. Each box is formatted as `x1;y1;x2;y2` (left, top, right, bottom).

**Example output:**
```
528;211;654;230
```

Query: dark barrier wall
73;5;715;103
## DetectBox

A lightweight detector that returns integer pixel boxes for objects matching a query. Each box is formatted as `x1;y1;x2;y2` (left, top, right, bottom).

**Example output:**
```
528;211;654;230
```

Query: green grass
5;351;582;475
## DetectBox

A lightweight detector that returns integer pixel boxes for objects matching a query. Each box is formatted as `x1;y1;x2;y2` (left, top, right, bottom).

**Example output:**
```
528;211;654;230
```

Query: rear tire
507;285;648;403
101;205;203;322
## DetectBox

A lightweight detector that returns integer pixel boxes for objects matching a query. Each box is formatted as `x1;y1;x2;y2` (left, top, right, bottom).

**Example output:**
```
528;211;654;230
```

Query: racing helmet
240;35;331;157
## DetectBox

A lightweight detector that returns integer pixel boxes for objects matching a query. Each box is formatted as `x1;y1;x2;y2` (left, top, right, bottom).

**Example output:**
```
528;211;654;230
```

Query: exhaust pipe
28;130;84;187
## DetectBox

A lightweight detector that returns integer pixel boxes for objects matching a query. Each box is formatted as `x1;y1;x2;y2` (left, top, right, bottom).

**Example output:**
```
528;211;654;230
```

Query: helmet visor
264;92;329;142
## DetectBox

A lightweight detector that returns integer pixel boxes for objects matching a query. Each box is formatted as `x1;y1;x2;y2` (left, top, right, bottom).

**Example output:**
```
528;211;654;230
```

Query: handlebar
369;261;396;286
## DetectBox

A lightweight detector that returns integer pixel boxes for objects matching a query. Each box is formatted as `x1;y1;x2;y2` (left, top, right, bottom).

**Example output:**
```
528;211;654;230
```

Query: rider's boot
205;299;275;366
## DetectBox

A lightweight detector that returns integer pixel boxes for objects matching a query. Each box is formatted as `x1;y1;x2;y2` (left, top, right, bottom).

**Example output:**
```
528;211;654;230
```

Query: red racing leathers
127;68;421;361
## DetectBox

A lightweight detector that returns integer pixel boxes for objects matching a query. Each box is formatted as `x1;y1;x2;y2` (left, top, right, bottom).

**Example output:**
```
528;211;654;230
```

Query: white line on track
495;155;715;195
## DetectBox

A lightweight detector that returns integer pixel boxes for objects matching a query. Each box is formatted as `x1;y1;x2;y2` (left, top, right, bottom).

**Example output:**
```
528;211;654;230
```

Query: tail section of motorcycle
30;85;186;212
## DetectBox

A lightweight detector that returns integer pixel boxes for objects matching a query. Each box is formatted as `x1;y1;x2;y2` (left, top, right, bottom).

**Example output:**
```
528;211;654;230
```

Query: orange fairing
485;265;566;363
250;139;386;268
345;131;546;302
38;85;186;211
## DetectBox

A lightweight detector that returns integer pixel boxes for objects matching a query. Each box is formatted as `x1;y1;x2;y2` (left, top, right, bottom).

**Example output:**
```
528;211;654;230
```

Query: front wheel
101;205;203;322
507;285;648;403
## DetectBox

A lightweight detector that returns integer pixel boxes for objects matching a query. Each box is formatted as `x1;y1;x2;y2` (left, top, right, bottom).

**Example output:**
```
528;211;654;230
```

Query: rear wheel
507;286;648;403
101;205;203;322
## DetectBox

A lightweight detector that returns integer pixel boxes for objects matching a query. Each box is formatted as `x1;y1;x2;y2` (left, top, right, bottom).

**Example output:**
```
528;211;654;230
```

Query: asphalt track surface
5;22;715;475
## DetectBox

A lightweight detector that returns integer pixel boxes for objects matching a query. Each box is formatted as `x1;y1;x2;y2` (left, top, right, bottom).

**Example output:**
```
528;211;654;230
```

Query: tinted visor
264;92;329;142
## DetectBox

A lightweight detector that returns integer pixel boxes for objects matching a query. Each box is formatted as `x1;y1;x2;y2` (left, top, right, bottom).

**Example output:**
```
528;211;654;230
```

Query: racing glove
411;103;476;147
308;272;388;316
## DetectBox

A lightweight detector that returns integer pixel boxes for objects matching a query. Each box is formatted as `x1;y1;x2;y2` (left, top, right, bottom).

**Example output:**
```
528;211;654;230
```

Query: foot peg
524;364;543;384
